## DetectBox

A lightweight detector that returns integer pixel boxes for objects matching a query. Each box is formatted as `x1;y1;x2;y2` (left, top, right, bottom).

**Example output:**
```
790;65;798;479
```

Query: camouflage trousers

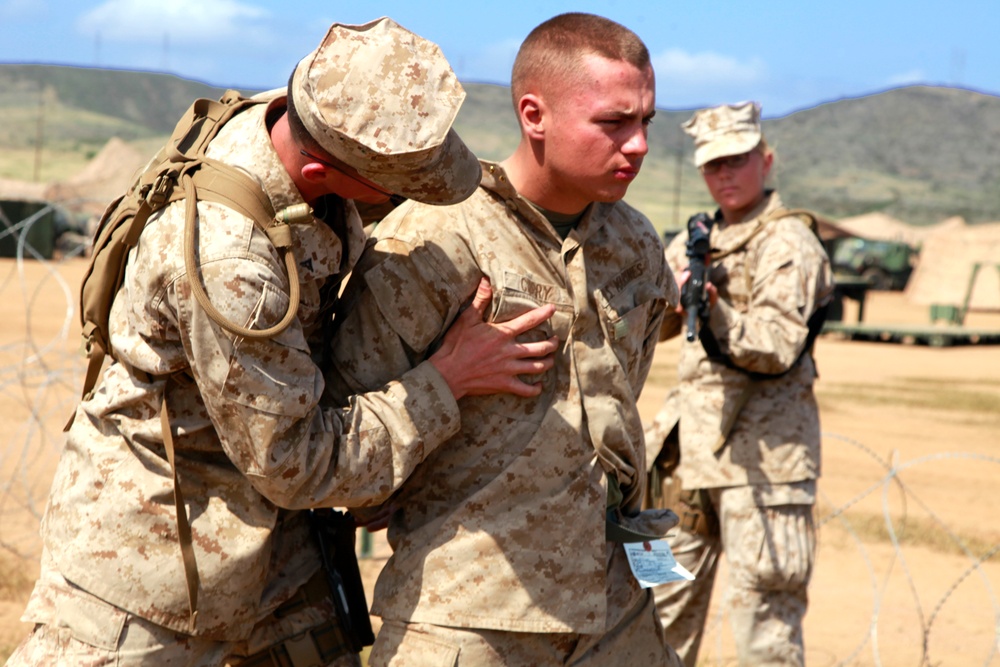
368;589;683;667
7;556;361;667
653;484;816;667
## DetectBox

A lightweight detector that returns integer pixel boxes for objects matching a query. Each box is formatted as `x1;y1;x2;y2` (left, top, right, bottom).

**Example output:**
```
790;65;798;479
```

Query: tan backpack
68;90;314;631
72;89;315;409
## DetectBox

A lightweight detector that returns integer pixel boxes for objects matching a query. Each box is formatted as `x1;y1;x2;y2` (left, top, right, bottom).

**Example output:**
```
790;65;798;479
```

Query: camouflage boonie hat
682;101;762;168
291;17;480;205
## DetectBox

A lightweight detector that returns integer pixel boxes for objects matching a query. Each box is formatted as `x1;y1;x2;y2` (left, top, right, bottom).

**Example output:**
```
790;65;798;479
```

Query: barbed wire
0;205;87;563
0;209;997;665
824;434;999;667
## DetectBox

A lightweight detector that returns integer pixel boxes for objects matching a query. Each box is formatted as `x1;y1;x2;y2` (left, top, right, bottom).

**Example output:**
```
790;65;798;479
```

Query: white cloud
653;48;767;87
76;0;271;44
885;69;926;87
650;48;769;109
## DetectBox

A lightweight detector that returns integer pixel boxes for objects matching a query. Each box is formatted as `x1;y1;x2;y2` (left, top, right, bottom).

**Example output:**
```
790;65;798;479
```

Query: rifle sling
696;207;828;450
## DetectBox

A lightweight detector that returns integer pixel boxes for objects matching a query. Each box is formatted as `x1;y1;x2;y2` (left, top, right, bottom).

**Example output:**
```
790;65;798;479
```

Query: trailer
821;320;1000;347
821;262;1000;347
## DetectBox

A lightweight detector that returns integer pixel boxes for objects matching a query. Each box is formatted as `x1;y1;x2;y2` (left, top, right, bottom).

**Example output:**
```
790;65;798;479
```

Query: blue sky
1;0;998;117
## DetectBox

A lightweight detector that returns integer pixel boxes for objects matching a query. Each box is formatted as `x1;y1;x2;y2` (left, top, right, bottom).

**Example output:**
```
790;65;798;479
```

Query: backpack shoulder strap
71;91;309;413
179;163;311;340
712;206;820;263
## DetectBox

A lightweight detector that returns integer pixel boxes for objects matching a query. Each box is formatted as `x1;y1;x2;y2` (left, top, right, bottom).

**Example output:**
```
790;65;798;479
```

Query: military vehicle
828;236;918;290
823;261;1000;347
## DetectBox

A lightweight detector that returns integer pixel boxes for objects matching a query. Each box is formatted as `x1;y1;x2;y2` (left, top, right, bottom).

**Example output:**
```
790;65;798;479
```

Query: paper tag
622;540;696;588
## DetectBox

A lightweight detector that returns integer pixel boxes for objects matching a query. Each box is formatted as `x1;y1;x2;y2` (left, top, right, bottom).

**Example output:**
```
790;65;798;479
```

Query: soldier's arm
171;211;553;511
703;219;829;375
658;233;687;341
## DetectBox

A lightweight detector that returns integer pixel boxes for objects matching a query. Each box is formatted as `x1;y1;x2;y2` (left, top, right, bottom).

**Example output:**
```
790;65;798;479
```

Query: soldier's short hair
510;13;650;107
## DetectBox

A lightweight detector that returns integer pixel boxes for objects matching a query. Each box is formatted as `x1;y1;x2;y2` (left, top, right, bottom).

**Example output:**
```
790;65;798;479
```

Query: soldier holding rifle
648;101;833;667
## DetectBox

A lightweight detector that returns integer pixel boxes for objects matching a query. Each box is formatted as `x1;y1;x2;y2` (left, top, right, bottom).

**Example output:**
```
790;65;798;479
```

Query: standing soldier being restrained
327;13;684;667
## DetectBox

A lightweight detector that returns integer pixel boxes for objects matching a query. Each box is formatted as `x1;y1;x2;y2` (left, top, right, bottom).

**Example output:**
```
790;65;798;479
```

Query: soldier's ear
301;162;330;183
517;93;546;140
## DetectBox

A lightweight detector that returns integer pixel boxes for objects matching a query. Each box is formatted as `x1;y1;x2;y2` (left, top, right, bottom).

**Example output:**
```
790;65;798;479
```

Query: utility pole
672;126;684;230
32;84;44;182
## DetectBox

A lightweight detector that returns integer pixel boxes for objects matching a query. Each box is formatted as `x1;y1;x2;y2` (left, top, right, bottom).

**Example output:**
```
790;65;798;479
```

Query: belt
238;620;351;667
238;570;353;667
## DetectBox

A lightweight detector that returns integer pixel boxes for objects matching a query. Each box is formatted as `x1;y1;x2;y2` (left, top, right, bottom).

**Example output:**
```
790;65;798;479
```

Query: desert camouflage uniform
327;161;682;666
9;96;462;666
651;191;833;666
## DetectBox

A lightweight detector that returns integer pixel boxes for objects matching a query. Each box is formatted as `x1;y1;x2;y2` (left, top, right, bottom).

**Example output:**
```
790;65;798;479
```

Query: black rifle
681;212;713;342
308;508;375;652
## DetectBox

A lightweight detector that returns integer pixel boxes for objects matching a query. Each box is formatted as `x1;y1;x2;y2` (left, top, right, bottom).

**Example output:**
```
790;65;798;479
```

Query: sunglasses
299;149;403;202
701;152;752;175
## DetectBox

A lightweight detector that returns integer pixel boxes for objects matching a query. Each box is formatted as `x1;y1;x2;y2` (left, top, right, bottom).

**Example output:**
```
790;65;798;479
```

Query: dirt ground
1;256;999;665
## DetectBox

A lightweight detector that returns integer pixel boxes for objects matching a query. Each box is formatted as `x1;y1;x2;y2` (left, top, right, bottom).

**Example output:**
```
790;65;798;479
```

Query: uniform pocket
597;276;665;378
54;582;128;651
222;280;319;418
368;621;460;667
490;273;572;399
736;504;815;592
494;271;572;343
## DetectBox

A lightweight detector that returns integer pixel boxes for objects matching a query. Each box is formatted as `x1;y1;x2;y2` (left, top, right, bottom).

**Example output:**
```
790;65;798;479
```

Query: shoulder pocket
222;280;318;417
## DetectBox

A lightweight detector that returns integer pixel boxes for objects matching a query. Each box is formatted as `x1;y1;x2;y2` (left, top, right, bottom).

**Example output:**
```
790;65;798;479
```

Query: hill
765;86;1000;226
0;65;242;185
1;64;999;229
0;64;238;142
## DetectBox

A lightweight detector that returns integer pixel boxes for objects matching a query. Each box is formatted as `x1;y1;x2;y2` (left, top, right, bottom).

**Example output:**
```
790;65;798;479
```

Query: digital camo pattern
328;160;679;640
25;97;462;642
654;486;815;667
368;593;683;667
291;18;481;205
681;101;762;168
9;553;360;666
659;191;834;489
651;522;720;666
651;189;828;666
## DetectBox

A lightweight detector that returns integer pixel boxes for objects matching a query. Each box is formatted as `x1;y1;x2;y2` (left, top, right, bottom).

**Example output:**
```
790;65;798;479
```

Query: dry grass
817;375;1000;419
0;554;34;662
819;508;1000;561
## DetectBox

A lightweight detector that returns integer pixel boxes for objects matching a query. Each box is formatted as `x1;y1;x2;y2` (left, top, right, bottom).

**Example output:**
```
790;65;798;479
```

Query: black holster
645;422;720;540
308;508;375;652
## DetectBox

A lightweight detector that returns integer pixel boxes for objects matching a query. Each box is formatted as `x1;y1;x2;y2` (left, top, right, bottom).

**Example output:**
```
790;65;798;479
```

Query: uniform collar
479;160;605;248
716;189;782;229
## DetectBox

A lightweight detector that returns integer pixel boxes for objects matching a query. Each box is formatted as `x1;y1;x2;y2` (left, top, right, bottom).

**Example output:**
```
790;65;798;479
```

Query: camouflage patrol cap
291;17;480;205
682;101;762;168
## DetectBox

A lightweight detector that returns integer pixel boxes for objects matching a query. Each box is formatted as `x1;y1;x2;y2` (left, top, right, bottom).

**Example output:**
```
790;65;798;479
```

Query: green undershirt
525;200;585;240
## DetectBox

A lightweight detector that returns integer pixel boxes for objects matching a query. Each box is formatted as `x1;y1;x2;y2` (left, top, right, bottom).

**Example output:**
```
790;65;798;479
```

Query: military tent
905;222;1000;312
